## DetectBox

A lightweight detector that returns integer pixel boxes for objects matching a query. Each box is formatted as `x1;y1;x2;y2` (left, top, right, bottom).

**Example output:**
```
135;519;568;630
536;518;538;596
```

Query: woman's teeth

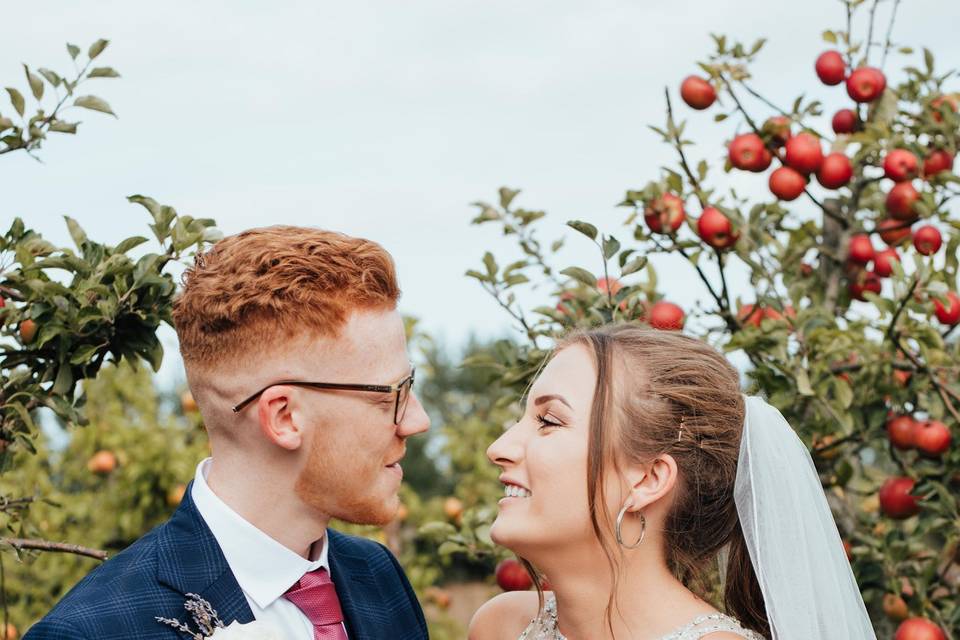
504;484;531;498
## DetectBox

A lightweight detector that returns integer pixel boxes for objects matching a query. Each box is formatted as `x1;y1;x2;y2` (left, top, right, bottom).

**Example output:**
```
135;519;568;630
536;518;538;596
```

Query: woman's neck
530;546;718;639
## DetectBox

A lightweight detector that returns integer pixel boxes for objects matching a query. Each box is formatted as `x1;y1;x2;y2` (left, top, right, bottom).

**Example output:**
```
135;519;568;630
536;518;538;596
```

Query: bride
469;325;876;640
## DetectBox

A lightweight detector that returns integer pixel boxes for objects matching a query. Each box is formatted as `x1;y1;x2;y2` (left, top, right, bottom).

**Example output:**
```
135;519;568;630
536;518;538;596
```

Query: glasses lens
396;373;414;424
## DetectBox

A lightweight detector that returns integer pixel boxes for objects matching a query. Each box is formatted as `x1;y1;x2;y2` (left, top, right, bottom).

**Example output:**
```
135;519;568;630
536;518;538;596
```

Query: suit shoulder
469;591;540;640
33;526;165;628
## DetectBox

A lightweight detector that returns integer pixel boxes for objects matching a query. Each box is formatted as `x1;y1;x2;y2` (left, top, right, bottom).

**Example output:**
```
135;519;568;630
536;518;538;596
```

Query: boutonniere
156;593;281;639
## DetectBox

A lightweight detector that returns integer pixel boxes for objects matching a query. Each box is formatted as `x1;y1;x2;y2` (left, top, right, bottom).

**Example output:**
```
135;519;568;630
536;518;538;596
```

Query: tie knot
284;567;345;630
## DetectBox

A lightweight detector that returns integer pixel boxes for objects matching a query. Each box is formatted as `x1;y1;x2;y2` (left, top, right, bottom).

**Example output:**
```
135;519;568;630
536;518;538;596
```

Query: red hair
172;226;400;372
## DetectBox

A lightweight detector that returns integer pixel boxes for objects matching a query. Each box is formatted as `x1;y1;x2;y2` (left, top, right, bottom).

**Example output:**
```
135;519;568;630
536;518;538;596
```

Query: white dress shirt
191;458;348;639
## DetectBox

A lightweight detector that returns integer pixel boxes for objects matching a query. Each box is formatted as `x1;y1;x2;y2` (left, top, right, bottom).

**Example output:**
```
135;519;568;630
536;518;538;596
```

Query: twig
1;537;107;560
737;81;828;140
663;87;709;210
804;187;849;227
864;0;880;65
880;0;902;70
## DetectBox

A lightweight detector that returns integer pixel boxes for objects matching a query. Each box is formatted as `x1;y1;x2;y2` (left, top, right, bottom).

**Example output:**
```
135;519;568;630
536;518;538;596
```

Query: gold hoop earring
616;502;646;549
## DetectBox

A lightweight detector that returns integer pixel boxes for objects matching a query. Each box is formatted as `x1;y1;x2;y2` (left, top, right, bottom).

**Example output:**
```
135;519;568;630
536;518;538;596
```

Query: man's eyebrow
533;394;572;409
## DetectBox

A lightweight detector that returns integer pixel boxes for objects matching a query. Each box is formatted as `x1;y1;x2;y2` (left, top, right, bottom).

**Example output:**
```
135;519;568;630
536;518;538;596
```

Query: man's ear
256;386;304;450
622;454;679;513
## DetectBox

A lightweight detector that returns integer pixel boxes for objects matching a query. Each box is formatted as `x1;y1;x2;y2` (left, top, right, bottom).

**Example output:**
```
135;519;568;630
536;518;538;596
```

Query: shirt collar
190;457;328;610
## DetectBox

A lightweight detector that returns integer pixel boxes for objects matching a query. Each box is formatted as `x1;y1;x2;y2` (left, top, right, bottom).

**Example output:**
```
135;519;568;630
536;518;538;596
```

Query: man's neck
205;457;329;559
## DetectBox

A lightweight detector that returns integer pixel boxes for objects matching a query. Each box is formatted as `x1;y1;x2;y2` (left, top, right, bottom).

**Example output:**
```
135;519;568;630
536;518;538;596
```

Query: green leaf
6;88;24;117
114;236;149;254
48;120;78;134
482;252;498;278
64;216;88;250
88;67;120;79
566;220;598;241
923;48;934;74
88;38;109;60
796;368;814;396
37;67;62;87
66;43;81;59
621;256;647;276
23;65;43;100
560;266;597;288
602;236;620;260
498;187;520;210
74;95;116;117
51;362;74;395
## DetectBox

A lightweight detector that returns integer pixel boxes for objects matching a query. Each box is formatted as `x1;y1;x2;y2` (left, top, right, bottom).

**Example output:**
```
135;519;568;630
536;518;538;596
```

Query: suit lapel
328;530;379;640
155;482;255;626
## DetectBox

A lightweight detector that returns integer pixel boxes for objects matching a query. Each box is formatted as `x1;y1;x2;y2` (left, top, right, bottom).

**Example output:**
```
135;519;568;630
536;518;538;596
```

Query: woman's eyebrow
533;394;572;409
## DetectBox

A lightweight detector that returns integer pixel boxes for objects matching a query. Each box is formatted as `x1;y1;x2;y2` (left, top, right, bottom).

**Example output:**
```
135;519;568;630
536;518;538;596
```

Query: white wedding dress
518;594;765;640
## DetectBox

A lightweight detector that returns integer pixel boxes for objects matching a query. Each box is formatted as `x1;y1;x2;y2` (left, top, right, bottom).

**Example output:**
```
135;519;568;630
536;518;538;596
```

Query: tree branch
1;537;107;561
881;0;902;70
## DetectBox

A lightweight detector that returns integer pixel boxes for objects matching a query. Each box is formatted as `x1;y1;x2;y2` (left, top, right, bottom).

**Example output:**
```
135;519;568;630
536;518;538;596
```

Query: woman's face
486;345;602;554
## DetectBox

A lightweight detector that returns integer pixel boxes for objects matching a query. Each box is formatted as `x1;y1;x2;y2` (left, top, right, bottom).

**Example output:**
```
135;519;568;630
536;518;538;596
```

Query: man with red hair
26;227;431;639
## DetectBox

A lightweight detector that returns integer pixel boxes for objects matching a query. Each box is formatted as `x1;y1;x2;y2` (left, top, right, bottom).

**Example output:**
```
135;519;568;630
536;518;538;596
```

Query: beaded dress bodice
518;594;765;640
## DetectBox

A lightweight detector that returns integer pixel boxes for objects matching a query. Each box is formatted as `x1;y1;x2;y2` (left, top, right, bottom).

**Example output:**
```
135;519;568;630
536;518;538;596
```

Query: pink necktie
284;567;349;640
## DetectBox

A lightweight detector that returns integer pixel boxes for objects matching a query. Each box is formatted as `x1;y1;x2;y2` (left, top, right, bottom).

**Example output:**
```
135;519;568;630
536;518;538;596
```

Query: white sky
4;0;959;386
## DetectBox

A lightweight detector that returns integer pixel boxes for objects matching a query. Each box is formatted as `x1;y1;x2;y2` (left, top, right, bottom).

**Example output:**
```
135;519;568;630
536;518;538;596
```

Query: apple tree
0;39;222;638
435;2;960;637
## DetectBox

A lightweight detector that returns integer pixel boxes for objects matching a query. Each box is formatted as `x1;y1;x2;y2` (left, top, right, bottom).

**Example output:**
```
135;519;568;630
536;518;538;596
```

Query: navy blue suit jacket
23;485;427;639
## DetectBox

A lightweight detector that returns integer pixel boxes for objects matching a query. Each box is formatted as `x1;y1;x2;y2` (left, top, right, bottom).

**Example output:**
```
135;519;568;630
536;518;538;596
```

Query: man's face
290;308;430;526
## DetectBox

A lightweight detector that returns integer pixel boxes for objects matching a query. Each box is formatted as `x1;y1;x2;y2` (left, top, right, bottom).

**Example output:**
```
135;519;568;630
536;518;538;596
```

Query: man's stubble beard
293;430;397;527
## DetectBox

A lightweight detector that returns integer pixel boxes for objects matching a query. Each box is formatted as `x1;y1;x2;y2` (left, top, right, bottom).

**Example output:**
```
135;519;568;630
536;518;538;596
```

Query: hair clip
677;416;686;442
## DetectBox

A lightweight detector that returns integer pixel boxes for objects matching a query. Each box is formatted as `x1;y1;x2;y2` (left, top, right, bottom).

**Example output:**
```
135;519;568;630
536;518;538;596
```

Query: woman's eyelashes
535;413;563;429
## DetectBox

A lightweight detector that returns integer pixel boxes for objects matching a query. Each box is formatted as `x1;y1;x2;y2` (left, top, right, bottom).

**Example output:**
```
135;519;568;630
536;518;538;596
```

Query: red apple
648;301;684;331
847;234;875;265
934;291;960;325
738;304;764;328
784;133;824;174
895;618;945;640
697;207;738;249
680;76;716;110
495;558;533;592
923;149;955;178
644;194;686;234
814;51;846;86
846;67;886;103
886;415;916;450
849;271;881;301
930;94;959;123
877;218;912;246
886;182;920;221
762;116;792;147
883;594;910;622
912;225;942;256
19;319;37;344
831;109;859;134
914;420;951;457
879;476;919;519
597;277;622;296
884;149;920;182
87;449;118;475
873;248;900;278
817;153;853;189
728;133;768;172
769;167;807;201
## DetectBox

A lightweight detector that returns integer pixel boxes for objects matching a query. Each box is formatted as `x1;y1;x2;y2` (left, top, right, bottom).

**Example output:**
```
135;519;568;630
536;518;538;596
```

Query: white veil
734;395;877;639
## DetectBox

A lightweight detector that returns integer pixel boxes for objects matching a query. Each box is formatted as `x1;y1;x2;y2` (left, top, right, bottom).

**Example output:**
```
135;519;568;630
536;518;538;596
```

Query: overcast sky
4;0;958;386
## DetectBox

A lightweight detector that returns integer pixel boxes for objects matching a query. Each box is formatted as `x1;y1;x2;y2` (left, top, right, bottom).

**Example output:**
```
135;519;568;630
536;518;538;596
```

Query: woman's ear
256;385;304;451
623;453;679;512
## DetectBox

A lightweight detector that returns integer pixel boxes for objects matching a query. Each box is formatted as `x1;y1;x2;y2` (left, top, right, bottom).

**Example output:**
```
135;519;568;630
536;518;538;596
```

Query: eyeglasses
232;366;416;425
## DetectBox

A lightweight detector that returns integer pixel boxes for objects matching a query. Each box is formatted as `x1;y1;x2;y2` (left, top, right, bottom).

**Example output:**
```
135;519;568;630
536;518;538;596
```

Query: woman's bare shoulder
468;591;543;640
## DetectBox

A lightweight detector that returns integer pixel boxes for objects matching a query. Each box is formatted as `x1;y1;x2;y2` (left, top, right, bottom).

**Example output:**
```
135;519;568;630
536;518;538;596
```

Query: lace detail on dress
517;594;765;640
